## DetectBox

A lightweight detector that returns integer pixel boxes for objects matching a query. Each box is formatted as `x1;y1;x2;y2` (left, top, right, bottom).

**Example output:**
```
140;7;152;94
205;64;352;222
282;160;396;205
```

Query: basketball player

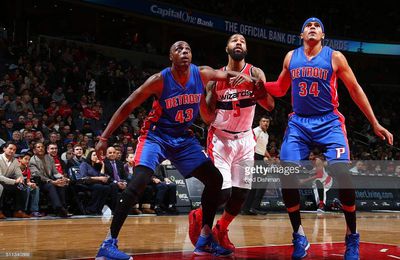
95;41;257;259
188;34;274;252
300;148;333;213
259;18;393;259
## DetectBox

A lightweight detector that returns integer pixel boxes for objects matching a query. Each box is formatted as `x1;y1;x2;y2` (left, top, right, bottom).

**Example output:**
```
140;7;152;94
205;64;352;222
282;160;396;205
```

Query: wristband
99;136;108;141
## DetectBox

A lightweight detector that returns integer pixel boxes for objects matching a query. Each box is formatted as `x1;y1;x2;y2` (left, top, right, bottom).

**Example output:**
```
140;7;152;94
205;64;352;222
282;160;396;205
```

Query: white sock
105;230;112;240
296;225;305;236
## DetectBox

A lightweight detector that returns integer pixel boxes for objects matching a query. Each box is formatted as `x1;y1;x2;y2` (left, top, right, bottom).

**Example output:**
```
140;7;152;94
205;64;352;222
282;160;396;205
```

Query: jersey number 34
299;82;320;97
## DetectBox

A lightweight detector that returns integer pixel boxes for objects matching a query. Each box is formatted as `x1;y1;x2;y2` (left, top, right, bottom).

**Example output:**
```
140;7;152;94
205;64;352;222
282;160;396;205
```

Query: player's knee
225;187;250;215
328;163;354;188
217;188;232;207
191;161;223;190
282;188;300;208
279;162;299;189
230;187;249;203
127;166;154;195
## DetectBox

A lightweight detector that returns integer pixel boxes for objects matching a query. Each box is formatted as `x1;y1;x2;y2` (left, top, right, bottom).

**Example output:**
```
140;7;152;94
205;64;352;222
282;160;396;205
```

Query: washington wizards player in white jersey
188;34;274;253
94;41;257;259
262;18;393;259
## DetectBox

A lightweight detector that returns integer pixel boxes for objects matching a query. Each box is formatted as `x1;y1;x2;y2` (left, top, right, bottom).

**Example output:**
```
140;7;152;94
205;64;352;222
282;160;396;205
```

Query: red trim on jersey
330;72;339;109
333;109;351;160
134;132;148;166
140;100;163;134
207;126;216;163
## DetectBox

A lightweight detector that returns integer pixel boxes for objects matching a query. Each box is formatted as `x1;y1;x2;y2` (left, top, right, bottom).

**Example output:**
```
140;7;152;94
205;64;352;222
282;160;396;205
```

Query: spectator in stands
11;130;24;153
152;165;178;215
52;87;66;103
61;148;74;164
32;97;45;115
67;144;86;170
18;151;42;217
103;146;128;211
0;141;30;218
29;141;71;217
0;119;14;140
21;130;34;151
47;143;66;175
78;150;112;215
123;152;141;215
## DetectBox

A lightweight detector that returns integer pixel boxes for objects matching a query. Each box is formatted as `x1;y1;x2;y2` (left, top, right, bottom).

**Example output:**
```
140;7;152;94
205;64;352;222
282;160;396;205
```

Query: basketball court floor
0;211;399;259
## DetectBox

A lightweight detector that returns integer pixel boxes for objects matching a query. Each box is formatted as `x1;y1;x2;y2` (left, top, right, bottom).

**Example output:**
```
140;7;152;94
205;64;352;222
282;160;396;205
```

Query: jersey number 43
175;108;194;123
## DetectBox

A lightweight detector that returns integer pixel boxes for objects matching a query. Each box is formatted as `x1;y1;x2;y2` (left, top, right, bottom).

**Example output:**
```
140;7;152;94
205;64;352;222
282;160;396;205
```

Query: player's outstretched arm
334;51;393;145
263;51;293;97
95;73;163;157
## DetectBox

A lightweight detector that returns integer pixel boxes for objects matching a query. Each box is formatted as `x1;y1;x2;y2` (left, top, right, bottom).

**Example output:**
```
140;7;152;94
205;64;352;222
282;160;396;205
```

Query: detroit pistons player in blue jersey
188;34;274;252
260;18;393;259
94;41;255;259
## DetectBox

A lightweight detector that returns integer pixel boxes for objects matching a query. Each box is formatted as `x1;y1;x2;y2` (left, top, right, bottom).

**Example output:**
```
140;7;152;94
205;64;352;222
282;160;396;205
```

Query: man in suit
103;146;127;211
0;141;30;218
30;141;71;217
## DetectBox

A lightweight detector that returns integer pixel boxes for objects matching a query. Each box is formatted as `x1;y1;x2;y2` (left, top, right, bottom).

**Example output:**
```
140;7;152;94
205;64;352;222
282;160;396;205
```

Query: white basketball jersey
211;63;256;132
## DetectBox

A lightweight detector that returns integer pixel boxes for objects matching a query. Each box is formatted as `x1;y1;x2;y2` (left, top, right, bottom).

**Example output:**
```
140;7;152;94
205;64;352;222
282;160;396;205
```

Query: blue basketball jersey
142;64;204;137
289;46;338;116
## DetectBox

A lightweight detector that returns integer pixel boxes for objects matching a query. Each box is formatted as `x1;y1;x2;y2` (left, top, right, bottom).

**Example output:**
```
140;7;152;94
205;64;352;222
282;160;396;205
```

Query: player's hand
252;79;268;100
372;123;393;145
95;139;107;161
229;73;253;87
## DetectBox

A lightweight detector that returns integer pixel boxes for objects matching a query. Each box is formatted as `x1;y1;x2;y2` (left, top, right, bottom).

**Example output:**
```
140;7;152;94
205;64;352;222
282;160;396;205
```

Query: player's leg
318;113;359;260
96;134;164;260
170;137;232;257
328;163;359;260
315;180;325;212
212;132;254;251
188;131;233;246
280;116;311;259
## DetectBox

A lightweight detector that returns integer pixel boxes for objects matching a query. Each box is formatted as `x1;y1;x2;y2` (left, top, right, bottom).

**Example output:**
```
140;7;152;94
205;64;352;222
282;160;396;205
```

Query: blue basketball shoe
344;233;360;260
95;238;133;260
292;232;310;259
194;234;233;257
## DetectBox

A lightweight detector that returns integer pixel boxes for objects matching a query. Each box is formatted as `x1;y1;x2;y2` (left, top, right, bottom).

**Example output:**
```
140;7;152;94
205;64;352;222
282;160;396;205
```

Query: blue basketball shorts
134;129;210;177
280;111;350;163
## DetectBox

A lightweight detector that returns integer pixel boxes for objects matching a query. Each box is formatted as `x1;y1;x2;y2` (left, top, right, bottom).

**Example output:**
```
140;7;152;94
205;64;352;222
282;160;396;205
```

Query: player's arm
333;51;393;145
262;51;293;97
251;67;274;111
199;81;217;125
199;66;251;86
96;73;163;156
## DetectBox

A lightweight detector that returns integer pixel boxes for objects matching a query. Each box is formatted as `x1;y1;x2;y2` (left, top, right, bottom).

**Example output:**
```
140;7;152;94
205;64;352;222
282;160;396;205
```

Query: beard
227;48;247;61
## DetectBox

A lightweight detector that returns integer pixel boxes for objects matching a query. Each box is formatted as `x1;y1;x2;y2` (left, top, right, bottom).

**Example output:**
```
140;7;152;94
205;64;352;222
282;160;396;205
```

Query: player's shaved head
170;41;190;54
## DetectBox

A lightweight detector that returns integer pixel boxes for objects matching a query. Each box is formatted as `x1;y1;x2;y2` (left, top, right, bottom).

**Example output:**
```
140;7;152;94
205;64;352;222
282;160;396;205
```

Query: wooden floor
0;211;399;259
